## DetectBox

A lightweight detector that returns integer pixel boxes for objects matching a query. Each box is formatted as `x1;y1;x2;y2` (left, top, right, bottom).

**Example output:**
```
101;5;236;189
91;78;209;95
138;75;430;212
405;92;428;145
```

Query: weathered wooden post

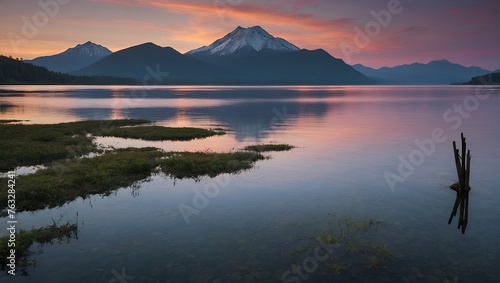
448;132;471;234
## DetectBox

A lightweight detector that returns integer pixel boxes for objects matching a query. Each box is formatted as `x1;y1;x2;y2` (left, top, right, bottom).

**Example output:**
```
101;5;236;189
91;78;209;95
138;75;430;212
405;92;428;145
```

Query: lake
0;85;499;282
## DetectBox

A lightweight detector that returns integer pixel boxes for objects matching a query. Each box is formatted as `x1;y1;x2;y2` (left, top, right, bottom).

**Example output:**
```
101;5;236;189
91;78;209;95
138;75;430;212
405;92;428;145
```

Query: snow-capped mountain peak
61;41;112;58
186;26;300;56
24;41;113;73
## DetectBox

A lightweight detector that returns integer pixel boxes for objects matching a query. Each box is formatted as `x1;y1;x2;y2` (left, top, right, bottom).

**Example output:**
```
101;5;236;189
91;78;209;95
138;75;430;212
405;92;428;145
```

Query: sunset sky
1;0;499;70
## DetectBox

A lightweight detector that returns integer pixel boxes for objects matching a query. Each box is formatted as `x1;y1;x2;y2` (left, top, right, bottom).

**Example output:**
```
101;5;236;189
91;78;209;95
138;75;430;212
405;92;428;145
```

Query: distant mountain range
32;26;373;85
73;42;236;84
353;60;493;85
20;26;498;85
24;41;111;73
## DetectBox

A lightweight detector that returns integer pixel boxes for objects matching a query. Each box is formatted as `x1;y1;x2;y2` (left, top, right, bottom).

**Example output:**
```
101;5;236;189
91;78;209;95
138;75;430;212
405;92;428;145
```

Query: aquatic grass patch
0;221;77;276
286;212;394;280
327;263;349;275
0;120;290;212
105;126;225;141
0;148;270;212
0;119;228;172
243;144;295;152
159;151;266;180
0;119;151;172
0;147;164;211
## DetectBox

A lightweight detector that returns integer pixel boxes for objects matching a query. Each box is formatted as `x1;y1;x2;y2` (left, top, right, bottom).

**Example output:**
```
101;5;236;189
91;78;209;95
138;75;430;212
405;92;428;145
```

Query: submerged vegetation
289;211;394;280
0;221;78;276
243;144;295;152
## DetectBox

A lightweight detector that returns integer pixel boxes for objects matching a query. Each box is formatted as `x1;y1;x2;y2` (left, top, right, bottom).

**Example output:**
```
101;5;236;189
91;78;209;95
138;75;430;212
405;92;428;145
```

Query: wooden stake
449;133;471;234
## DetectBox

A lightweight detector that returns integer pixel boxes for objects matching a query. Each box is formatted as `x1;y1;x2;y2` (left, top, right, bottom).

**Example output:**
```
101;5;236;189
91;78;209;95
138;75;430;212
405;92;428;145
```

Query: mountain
186;26;299;56
0;55;136;84
24;41;112;73
186;26;373;85
353;60;492;85
73;42;237;84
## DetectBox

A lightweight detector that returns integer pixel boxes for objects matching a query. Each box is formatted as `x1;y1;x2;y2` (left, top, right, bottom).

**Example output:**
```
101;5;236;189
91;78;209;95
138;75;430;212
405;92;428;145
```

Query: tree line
0;55;137;85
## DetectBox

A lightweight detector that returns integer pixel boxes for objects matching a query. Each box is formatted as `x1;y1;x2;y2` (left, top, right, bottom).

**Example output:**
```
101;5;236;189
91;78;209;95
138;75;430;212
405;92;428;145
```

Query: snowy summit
186;26;300;56
61;41;112;58
24;41;112;73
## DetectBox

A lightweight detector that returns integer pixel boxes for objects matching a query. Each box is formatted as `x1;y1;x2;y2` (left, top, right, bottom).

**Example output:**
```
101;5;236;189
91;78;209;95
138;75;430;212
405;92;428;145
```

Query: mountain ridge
73;42;238;84
353;60;492;85
24;41;112;73
71;26;373;85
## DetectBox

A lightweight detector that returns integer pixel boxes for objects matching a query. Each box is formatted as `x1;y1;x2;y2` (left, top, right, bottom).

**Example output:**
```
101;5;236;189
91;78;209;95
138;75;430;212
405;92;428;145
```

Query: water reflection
448;186;470;234
0;101;16;112
0;86;498;282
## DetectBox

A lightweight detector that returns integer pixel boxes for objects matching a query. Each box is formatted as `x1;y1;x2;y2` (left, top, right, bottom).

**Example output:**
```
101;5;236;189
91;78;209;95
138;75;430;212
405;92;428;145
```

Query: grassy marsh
0;147;163;211
159;151;265;180
0;119;290;212
0;221;78;276
107;126;225;141
0;148;267;211
243;144;295;152
0;119;227;172
0;119;150;172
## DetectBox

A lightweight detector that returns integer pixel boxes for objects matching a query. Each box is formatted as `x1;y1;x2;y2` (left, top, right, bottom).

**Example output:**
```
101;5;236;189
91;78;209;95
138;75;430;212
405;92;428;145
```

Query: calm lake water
0;85;499;282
